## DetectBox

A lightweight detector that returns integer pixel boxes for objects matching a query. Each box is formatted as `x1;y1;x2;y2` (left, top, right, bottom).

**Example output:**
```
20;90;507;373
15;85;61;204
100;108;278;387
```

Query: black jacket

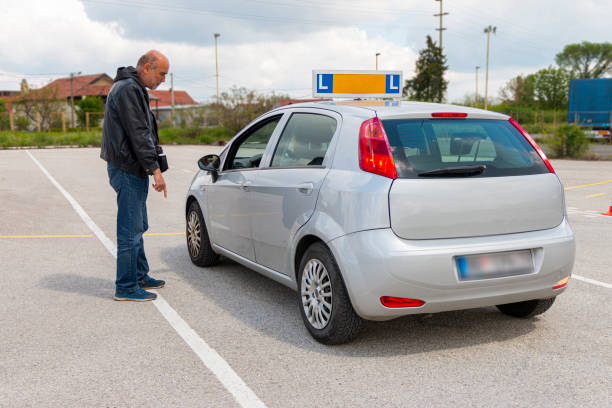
100;66;159;178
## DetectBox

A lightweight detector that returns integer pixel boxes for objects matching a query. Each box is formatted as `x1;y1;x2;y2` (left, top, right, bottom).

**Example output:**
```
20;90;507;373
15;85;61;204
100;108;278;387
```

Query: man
101;50;169;301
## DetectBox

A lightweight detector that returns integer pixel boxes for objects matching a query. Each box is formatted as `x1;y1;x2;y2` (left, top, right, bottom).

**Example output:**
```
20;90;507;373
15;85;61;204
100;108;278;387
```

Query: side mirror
198;154;220;182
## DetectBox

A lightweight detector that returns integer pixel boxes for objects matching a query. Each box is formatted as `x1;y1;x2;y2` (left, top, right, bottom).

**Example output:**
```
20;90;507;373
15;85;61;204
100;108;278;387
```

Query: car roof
272;101;509;120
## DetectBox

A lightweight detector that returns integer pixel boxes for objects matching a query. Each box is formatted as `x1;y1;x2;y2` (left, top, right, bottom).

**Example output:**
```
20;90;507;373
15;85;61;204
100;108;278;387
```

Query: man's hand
152;169;167;198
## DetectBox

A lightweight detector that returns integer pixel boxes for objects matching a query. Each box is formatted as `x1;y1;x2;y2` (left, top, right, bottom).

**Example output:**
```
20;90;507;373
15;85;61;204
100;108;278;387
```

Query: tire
496;297;556;318
186;200;219;267
298;242;363;344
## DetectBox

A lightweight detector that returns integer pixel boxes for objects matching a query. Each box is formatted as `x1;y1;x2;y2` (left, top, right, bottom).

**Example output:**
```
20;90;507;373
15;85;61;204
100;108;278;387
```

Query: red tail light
431;112;468;118
509;117;555;173
359;117;397;179
380;296;425;308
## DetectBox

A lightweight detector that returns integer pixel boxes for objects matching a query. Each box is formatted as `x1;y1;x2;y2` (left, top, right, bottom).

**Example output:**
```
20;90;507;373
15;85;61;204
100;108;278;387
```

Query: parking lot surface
1;146;610;407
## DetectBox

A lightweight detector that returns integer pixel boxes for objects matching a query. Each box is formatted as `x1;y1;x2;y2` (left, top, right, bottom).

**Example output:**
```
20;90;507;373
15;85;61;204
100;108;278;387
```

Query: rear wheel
298;243;363;344
186;200;219;267
496;297;556;318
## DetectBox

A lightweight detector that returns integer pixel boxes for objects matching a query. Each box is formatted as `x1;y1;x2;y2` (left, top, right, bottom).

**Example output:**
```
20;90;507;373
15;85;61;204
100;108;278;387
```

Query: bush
544;124;589;158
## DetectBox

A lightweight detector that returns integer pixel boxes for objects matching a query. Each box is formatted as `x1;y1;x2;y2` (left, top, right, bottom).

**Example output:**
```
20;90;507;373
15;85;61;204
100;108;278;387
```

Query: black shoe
114;288;157;302
139;276;165;289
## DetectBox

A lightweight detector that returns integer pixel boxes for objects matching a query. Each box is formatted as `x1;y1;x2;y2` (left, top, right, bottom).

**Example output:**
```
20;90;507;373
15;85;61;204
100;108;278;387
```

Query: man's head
136;50;169;89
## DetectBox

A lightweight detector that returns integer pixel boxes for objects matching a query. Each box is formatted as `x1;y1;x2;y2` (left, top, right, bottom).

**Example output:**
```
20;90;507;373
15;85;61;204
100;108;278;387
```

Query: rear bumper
328;218;575;321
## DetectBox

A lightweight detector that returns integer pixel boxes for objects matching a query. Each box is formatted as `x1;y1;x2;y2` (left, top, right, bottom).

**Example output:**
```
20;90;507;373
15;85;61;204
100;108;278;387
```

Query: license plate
456;250;534;281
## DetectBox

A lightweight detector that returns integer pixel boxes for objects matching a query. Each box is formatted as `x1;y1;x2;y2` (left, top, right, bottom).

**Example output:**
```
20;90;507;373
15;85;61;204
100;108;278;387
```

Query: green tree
75;96;104;127
403;35;448;102
499;74;536;107
14;84;64;130
533;66;570;110
555;41;612;79
545;124;589;158
0;98;9;130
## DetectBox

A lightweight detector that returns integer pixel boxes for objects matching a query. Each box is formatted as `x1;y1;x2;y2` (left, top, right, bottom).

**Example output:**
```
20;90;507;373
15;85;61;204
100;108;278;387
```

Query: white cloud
1;0;610;104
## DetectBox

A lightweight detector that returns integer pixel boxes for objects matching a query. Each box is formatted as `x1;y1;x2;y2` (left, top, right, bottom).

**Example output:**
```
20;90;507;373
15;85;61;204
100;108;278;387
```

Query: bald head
136;50;169;89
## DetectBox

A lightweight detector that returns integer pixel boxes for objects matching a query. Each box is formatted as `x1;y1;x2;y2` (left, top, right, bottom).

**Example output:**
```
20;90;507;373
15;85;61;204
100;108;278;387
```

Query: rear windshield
381;119;550;178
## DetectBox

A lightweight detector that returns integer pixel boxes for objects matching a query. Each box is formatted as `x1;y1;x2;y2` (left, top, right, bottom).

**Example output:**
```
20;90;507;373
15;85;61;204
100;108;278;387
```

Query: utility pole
376;52;381;70
69;71;81;128
170;72;175;128
434;0;448;51
214;33;220;102
475;66;480;106
483;25;496;110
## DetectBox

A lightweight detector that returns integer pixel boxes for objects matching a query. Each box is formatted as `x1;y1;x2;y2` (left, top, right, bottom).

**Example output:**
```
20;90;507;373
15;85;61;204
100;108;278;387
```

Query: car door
248;110;341;274
205;114;284;260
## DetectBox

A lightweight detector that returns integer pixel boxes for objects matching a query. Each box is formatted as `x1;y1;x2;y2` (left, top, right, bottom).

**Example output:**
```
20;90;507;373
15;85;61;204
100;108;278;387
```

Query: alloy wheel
301;259;333;329
187;211;201;258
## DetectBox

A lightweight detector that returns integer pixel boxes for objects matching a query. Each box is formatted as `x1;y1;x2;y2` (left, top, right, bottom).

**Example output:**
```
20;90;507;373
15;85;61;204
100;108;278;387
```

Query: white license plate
456;250;534;281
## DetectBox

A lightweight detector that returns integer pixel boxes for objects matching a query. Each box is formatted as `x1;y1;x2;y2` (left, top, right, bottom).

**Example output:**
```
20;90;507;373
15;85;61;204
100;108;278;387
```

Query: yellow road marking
565;180;612;190
0;234;94;239
0;232;186;239
585;193;606;198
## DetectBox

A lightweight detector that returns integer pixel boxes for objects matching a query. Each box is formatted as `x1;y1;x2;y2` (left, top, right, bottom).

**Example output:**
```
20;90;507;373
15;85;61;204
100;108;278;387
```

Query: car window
270;113;337;167
382;119;549;178
228;116;282;170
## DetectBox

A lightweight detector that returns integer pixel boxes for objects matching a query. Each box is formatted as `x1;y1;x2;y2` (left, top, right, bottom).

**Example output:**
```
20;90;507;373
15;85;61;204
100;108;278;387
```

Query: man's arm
115;84;159;175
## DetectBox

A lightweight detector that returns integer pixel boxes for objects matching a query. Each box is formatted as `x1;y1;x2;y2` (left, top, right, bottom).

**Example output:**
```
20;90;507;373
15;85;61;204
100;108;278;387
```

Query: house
43;73;114;103
147;89;199;123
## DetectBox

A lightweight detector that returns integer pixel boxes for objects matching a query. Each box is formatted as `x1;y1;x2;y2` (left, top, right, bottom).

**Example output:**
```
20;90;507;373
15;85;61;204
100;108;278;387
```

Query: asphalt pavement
0;146;610;407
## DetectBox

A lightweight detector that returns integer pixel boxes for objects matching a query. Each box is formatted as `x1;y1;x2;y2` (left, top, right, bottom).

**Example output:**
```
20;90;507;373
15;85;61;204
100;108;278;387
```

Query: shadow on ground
159;243;542;357
40;273;113;299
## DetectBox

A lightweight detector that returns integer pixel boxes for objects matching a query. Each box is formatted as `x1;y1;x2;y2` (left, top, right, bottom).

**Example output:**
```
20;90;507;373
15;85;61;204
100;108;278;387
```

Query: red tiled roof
43;73;113;99
148;90;197;107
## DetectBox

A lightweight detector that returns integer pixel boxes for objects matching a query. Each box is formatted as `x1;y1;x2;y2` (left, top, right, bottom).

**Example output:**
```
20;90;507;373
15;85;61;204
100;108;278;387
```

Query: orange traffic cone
601;206;612;216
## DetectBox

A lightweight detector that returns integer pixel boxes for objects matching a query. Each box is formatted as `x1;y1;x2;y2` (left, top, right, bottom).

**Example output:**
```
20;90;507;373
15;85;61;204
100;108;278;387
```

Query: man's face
142;58;169;89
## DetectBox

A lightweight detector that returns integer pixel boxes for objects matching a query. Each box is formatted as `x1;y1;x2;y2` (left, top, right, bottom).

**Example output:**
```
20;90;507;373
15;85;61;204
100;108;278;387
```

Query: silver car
185;101;575;344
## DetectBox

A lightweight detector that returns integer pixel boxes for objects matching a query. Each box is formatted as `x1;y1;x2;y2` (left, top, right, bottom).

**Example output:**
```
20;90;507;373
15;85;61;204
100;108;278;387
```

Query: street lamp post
475;66;480;106
214;33;220;102
483;25;496;110
376;52;381;70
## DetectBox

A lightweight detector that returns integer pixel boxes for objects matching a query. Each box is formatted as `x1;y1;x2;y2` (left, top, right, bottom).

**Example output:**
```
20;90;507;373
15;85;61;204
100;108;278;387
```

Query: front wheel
496;297;556;318
186;200;219;267
298;243;363;344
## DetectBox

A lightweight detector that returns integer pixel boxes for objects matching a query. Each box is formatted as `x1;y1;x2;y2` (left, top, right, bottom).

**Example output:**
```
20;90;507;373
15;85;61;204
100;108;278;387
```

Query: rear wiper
418;165;486;177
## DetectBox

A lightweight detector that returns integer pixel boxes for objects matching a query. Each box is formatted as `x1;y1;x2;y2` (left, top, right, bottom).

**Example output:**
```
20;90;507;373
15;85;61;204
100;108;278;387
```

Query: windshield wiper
418;165;486;177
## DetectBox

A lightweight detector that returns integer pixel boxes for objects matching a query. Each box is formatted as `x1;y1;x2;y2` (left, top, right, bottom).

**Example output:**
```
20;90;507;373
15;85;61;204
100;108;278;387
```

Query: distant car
185;101;575;344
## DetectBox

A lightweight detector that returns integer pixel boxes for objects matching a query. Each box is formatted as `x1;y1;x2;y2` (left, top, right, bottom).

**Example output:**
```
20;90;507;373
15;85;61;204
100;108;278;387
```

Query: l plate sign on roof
312;70;403;98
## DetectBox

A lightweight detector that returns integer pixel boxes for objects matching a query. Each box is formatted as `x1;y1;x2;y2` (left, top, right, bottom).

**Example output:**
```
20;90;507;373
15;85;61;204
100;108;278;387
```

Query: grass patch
0;126;232;148
158;126;232;145
0;130;102;148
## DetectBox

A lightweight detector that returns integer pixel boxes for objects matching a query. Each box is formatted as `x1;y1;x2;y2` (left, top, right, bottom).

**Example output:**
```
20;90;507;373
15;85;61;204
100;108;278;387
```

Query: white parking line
26;151;268;408
573;274;612;289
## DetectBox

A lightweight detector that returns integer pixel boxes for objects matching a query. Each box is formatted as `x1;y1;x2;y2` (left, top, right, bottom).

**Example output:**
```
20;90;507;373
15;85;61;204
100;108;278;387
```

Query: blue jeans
107;163;150;293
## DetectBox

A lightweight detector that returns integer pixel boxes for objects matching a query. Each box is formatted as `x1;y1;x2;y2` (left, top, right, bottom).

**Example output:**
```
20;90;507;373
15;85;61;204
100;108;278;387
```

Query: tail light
380;296;425;308
359;117;397;179
509;117;555;173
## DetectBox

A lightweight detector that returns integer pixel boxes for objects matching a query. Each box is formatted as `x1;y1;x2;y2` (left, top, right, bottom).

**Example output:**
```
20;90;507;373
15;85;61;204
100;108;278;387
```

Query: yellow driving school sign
312;70;403;98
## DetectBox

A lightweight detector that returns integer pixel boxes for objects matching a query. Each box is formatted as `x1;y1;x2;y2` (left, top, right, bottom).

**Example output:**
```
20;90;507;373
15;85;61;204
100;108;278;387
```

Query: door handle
297;182;314;195
240;181;251;192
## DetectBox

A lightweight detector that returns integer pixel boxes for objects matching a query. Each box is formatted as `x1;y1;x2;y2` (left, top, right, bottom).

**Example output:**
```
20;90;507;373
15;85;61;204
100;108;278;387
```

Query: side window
227;116;281;170
271;113;337;167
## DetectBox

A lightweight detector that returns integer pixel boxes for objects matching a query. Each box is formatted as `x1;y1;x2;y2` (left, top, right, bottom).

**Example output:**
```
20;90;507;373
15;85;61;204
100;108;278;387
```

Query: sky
0;0;609;103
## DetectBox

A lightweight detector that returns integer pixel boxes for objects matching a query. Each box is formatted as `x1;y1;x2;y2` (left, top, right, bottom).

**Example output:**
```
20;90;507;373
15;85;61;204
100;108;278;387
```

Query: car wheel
298;242;363;344
186;200;219;267
496;297;556;318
